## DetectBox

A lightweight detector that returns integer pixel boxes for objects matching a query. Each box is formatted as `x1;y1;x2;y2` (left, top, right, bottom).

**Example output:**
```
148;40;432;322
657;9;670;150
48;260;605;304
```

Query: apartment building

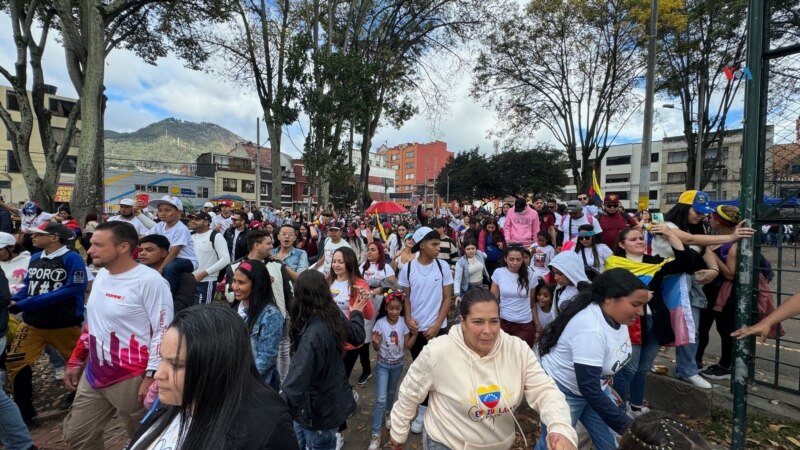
0;85;81;205
350;150;396;201
377;140;452;206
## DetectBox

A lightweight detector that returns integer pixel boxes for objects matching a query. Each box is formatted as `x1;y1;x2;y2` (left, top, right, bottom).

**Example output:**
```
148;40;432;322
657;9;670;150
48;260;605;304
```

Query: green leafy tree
473;0;644;193
489;146;569;198
433;148;494;202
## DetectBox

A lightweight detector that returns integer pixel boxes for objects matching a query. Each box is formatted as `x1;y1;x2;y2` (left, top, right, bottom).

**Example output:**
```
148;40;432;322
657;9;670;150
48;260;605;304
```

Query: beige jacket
390;325;578;449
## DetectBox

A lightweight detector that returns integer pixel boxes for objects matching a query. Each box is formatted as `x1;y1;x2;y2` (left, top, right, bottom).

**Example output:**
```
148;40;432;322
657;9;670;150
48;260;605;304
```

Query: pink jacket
503;205;540;247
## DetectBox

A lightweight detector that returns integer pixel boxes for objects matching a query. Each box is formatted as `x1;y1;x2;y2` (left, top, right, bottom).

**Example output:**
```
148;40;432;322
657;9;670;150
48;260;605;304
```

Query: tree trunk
70;2;105;223
320;180;330;210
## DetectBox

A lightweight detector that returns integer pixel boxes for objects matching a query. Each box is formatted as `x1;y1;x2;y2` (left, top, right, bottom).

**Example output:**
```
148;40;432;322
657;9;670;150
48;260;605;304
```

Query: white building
351;150;396;201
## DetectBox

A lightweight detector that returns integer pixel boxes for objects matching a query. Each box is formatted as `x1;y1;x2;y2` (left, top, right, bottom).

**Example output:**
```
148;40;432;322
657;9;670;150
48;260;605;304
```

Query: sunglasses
578;236;594;240
605;204;620;208
578;196;588;200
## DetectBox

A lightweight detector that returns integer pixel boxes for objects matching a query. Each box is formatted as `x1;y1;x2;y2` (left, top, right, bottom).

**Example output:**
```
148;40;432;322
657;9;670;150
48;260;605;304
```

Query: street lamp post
446;174;450;205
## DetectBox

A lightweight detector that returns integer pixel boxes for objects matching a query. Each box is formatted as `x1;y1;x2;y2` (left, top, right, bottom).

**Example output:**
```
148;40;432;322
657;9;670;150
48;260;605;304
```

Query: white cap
148;195;184;212
203;202;214;208
119;198;135;206
0;232;15;248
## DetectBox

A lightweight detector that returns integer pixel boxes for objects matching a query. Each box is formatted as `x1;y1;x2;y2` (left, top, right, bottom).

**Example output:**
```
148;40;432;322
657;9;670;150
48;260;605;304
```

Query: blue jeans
46;344;65;370
163;258;194;294
675;306;701;379
613;315;660;406
194;280;215;305
293;421;337;450
0;337;33;450
371;361;404;434
534;381;617;450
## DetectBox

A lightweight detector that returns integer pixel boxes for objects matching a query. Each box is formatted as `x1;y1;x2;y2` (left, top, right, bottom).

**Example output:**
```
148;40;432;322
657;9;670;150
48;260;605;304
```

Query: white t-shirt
361;262;396;342
536;304;556;330
108;215;150;235
317;238;351;276
540;303;632;396
146;220;199;270
211;214;233;233
397;258;454;332
133;414;186;450
192;230;231;282
651;222;702;257
21;212;52;231
491;267;534;323
330;279;351;317
531;245;555;271
373;316;410;365
558;214;603;240
576;244;613;272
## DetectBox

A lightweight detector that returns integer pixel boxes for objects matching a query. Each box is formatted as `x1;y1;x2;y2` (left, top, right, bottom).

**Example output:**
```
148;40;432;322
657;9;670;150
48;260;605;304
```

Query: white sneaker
410;405;426;434
385;413;392;430
352;390;359;404
680;374;712;389
626;403;651;419
54;366;65;381
368;433;381;450
335;432;344;450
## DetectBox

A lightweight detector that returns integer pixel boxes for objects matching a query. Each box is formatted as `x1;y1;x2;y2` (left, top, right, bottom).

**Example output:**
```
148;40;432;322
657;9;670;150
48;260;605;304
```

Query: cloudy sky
0;14;754;161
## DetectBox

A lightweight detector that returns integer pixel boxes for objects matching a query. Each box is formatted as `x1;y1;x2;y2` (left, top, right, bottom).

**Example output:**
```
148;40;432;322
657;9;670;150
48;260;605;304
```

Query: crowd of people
0;188;780;450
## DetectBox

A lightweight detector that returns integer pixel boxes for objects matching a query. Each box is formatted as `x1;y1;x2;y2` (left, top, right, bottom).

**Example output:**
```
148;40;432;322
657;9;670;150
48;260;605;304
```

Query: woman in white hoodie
0;232;31;295
389;287;578;450
547;251;590;314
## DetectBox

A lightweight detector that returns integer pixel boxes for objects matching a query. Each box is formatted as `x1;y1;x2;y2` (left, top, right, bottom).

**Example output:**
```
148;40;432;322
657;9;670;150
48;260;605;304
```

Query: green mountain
104;118;246;164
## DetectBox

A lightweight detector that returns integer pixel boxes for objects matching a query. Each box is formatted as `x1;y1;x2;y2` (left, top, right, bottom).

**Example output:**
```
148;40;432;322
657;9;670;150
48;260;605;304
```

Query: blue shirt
271;247;309;275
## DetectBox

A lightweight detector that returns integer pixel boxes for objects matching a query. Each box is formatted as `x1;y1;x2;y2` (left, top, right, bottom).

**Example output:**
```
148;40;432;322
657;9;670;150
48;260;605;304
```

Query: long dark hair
235;260;276;332
663;203;705;235
291;270;348;353
130;305;262;450
538;269;648;356
328;247;364;294
613;227;640;257
536;231;553;247
483;218;503;242
503;246;530;295
375;290;406;322
362;241;386;272
574;224;601;269
393;222;410;254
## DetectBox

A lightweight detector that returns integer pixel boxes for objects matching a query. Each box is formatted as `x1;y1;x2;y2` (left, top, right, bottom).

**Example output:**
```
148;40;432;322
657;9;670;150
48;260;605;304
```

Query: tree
52;0;230;222
433;148;494;202
473;0;644;193
208;0;301;208
655;0;748;191
489;146;569;198
0;1;81;211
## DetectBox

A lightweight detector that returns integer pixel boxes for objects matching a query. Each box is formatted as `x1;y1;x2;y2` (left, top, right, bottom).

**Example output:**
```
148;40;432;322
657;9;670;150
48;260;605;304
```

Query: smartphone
652;212;664;223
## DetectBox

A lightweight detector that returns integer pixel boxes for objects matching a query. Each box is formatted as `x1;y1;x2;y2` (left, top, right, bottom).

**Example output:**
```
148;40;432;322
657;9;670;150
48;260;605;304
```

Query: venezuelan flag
588;168;603;203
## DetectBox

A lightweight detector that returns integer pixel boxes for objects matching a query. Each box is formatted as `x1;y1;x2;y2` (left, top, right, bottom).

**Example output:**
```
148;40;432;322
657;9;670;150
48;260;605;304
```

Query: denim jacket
454;251;489;297
246;303;285;390
272;247;309;275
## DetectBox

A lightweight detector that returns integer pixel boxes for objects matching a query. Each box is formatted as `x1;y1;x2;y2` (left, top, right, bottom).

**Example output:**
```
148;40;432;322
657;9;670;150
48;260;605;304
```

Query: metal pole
695;79;705;190
255;117;261;209
638;0;658;212
732;0;768;447
446;174;450;205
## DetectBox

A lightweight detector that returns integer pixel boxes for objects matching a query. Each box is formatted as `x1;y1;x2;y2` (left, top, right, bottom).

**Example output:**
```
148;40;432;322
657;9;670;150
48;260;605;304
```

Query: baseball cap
603;194;620;205
119;198;135;206
678;190;713;215
203;202;214;208
29;222;73;242
566;200;582;211
411;226;439;252
188;211;212;221
148;195;184;212
327;219;341;230
0;232;15;248
219;200;233;207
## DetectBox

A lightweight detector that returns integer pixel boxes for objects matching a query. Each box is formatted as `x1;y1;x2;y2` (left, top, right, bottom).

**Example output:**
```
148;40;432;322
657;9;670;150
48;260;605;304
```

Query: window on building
649;190;658;200
241;180;255;193
404;173;414;180
706;147;729;160
668;151;688;164
49;98;77;118
406;151;414;158
281;184;293;196
667;172;687;184
405;162;414;169
606;156;631;166
650;172;659;182
196;187;209;198
391;154;400;161
261;182;269;195
157;186;168;193
791;165;800;174
223;178;238;192
52;128;81;148
6;151;19;173
391;165;399;170
666;193;681;203
651;153;660;162
606;174;630;183
302;185;311;196
5;91;20;111
61;155;77;174
135;184;147;191
614;192;630;200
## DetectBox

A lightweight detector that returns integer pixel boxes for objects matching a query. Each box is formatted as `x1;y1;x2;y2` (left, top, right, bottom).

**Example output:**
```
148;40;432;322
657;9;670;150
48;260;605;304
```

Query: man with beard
211;200;234;233
107;198;154;236
532;195;557;246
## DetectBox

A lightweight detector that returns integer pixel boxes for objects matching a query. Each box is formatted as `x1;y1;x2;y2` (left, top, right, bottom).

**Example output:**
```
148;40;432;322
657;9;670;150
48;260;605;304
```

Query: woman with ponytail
535;269;650;450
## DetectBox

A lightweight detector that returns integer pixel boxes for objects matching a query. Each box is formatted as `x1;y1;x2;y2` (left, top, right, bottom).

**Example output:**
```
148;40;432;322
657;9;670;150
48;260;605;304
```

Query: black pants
358;344;371;376
343;347;360;380
697;287;736;369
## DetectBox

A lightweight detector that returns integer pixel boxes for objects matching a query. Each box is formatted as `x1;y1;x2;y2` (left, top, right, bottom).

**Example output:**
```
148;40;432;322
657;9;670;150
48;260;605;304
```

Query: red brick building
378;140;452;206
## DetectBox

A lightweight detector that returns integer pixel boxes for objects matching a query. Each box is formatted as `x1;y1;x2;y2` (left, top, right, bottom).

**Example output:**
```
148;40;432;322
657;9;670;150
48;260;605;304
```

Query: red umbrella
364;201;409;215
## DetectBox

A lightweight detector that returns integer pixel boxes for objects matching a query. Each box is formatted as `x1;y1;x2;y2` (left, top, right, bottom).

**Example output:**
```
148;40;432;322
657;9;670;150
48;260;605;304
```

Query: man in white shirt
211;201;234;232
63;221;173;448
312;220;350;276
558;200;603;242
188;211;230;304
107;199;155;236
202;202;216;218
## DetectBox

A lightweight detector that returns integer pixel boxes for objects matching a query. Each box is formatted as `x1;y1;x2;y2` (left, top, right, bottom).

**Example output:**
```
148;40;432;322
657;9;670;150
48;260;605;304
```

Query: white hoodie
390;325;578;449
0;251;31;295
548;251;589;313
